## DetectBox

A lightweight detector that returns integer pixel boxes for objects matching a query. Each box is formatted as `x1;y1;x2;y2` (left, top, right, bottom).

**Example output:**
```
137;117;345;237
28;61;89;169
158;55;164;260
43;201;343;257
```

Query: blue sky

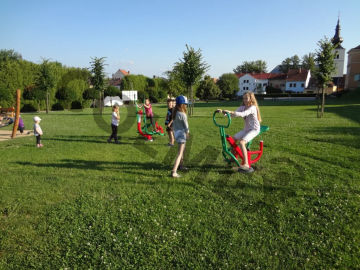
1;0;359;78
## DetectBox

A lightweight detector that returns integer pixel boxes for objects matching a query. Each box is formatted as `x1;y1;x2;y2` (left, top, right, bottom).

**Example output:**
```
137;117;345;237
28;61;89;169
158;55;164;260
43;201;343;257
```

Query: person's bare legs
172;143;185;177
239;139;250;169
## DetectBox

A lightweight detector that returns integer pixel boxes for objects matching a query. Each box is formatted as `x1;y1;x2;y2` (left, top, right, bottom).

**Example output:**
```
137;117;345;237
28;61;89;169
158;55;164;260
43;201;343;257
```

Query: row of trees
233;54;316;75
0;37;335;117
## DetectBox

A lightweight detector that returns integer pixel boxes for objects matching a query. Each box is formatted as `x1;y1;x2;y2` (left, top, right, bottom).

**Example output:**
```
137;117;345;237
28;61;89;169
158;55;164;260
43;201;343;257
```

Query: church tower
331;17;345;79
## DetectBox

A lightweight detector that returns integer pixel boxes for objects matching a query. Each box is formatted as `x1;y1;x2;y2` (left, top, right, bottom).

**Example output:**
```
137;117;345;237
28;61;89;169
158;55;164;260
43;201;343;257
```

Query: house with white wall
285;69;311;92
236;73;270;96
112;69;129;80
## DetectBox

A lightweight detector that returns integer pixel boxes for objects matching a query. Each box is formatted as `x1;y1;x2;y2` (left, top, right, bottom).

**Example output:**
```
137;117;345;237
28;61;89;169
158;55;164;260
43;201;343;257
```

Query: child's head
175;95;188;114
145;98;150;105
242;91;261;122
112;105;119;112
33;116;41;123
167;99;174;108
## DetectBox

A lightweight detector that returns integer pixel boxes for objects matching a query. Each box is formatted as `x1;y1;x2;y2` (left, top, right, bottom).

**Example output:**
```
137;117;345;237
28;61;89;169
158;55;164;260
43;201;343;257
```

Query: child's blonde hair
242;92;262;122
112;105;119;111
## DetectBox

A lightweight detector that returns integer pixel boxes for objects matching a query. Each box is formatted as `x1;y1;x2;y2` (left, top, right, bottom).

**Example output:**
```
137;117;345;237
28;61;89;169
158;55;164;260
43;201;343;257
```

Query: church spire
332;17;343;48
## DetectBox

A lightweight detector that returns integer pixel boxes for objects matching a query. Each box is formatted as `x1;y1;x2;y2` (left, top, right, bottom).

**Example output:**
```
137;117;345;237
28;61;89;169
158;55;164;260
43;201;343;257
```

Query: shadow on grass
307;104;360;124
306;126;360;150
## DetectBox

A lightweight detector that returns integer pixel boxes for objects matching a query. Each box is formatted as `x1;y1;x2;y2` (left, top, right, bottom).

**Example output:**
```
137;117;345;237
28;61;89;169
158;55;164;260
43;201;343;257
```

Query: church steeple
332;17;343;48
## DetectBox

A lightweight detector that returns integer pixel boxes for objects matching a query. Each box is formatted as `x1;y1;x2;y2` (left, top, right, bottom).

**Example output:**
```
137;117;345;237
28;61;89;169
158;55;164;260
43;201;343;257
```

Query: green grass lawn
1;92;360;269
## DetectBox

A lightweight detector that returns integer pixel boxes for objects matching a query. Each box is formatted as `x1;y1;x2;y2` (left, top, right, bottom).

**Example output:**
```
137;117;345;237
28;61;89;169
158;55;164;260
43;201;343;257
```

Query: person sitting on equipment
217;91;262;171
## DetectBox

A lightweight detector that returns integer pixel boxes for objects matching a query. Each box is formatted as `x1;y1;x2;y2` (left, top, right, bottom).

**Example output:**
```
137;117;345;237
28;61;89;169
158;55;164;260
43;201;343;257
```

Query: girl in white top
218;91;262;171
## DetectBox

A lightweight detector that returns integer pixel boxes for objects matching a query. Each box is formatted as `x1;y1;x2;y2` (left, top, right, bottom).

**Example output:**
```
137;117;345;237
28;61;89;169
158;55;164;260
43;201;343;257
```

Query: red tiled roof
236;73;286;80
117;69;129;75
286;69;309;82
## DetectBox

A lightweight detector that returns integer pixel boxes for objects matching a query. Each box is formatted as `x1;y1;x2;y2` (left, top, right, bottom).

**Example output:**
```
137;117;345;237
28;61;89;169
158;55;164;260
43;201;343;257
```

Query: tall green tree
172;44;209;115
217;73;239;99
197;75;220;101
0;49;22;62
89;57;106;114
233;60;267;74
280;55;301;73
315;37;336;118
301;53;316;74
36;59;56;114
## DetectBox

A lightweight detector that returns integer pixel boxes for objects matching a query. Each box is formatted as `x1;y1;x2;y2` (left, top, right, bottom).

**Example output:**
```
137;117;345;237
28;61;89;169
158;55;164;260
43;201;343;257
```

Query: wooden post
11;89;21;138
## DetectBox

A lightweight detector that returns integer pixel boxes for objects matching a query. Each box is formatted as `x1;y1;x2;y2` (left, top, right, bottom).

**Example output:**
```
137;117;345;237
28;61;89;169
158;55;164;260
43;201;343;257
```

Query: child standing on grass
108;105;120;144
33;116;43;148
171;95;189;178
217;91;261;171
165;98;175;146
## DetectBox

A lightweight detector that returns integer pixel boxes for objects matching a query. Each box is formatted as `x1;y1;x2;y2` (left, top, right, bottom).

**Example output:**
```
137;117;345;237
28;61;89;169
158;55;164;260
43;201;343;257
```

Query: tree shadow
307;105;360;124
307;126;360;150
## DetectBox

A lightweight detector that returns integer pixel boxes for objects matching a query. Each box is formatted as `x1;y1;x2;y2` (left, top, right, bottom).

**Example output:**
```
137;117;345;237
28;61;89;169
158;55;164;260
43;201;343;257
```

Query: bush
71;100;82;109
81;100;92;109
21;103;37;112
52;102;64;111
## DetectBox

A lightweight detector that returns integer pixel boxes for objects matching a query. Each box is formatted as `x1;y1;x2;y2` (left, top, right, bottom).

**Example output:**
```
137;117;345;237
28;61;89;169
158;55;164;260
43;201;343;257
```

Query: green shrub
21;103;37;112
51;102;64;111
71;100;82;109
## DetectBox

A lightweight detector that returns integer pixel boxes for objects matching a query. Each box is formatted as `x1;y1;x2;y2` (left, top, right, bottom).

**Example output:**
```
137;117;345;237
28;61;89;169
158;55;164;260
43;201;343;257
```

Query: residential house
285;69;311;93
345;45;360;89
110;69;130;89
236;73;271;96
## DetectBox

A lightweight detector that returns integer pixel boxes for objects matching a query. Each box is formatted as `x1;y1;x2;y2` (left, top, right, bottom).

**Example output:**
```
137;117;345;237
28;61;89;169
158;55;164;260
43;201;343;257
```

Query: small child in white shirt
107;105;120;144
33;116;43;148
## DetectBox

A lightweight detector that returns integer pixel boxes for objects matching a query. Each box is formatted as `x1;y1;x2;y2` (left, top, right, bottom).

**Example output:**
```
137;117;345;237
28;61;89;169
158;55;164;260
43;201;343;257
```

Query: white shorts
233;129;260;143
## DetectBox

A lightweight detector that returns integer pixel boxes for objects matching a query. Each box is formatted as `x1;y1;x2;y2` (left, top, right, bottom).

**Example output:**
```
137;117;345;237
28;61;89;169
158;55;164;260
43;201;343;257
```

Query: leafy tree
217;73;239;99
280;55;301;73
104;85;120;97
0;49;22;62
197;75;220;100
0;87;13;107
315;37;336;118
301;53;316;74
89;57;106;114
172;44;209;115
163;70;185;98
121;75;148;92
233;60;267;74
36;59;56;114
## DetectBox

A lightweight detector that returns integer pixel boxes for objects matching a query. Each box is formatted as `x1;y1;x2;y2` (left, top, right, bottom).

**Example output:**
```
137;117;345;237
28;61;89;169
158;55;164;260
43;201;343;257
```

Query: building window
301;83;304;87
263;83;267;86
354;74;360;81
289;83;292;87
294;83;296;87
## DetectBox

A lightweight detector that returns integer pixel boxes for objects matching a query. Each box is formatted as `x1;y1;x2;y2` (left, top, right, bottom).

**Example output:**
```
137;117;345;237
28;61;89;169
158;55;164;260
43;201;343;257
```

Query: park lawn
0;94;359;269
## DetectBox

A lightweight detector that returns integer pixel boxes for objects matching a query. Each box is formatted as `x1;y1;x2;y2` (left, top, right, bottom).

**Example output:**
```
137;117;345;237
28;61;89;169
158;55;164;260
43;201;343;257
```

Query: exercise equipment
135;101;164;141
213;110;269;169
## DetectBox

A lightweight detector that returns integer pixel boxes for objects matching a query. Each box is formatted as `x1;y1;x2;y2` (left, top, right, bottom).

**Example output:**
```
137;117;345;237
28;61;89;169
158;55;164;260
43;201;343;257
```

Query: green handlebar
213;110;231;128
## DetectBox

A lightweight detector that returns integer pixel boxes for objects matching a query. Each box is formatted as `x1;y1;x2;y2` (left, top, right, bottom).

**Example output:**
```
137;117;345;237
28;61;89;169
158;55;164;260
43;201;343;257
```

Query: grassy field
1;92;359;269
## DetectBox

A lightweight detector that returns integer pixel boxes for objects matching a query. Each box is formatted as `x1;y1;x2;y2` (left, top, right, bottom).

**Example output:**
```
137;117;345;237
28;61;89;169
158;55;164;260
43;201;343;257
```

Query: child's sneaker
36;144;41;148
39;144;44;147
167;143;174;147
171;172;181;178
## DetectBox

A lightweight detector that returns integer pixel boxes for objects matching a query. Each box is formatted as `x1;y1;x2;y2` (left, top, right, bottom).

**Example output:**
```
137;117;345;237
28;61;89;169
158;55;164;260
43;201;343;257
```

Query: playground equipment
135;101;164;141
0;89;20;138
213;110;269;170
